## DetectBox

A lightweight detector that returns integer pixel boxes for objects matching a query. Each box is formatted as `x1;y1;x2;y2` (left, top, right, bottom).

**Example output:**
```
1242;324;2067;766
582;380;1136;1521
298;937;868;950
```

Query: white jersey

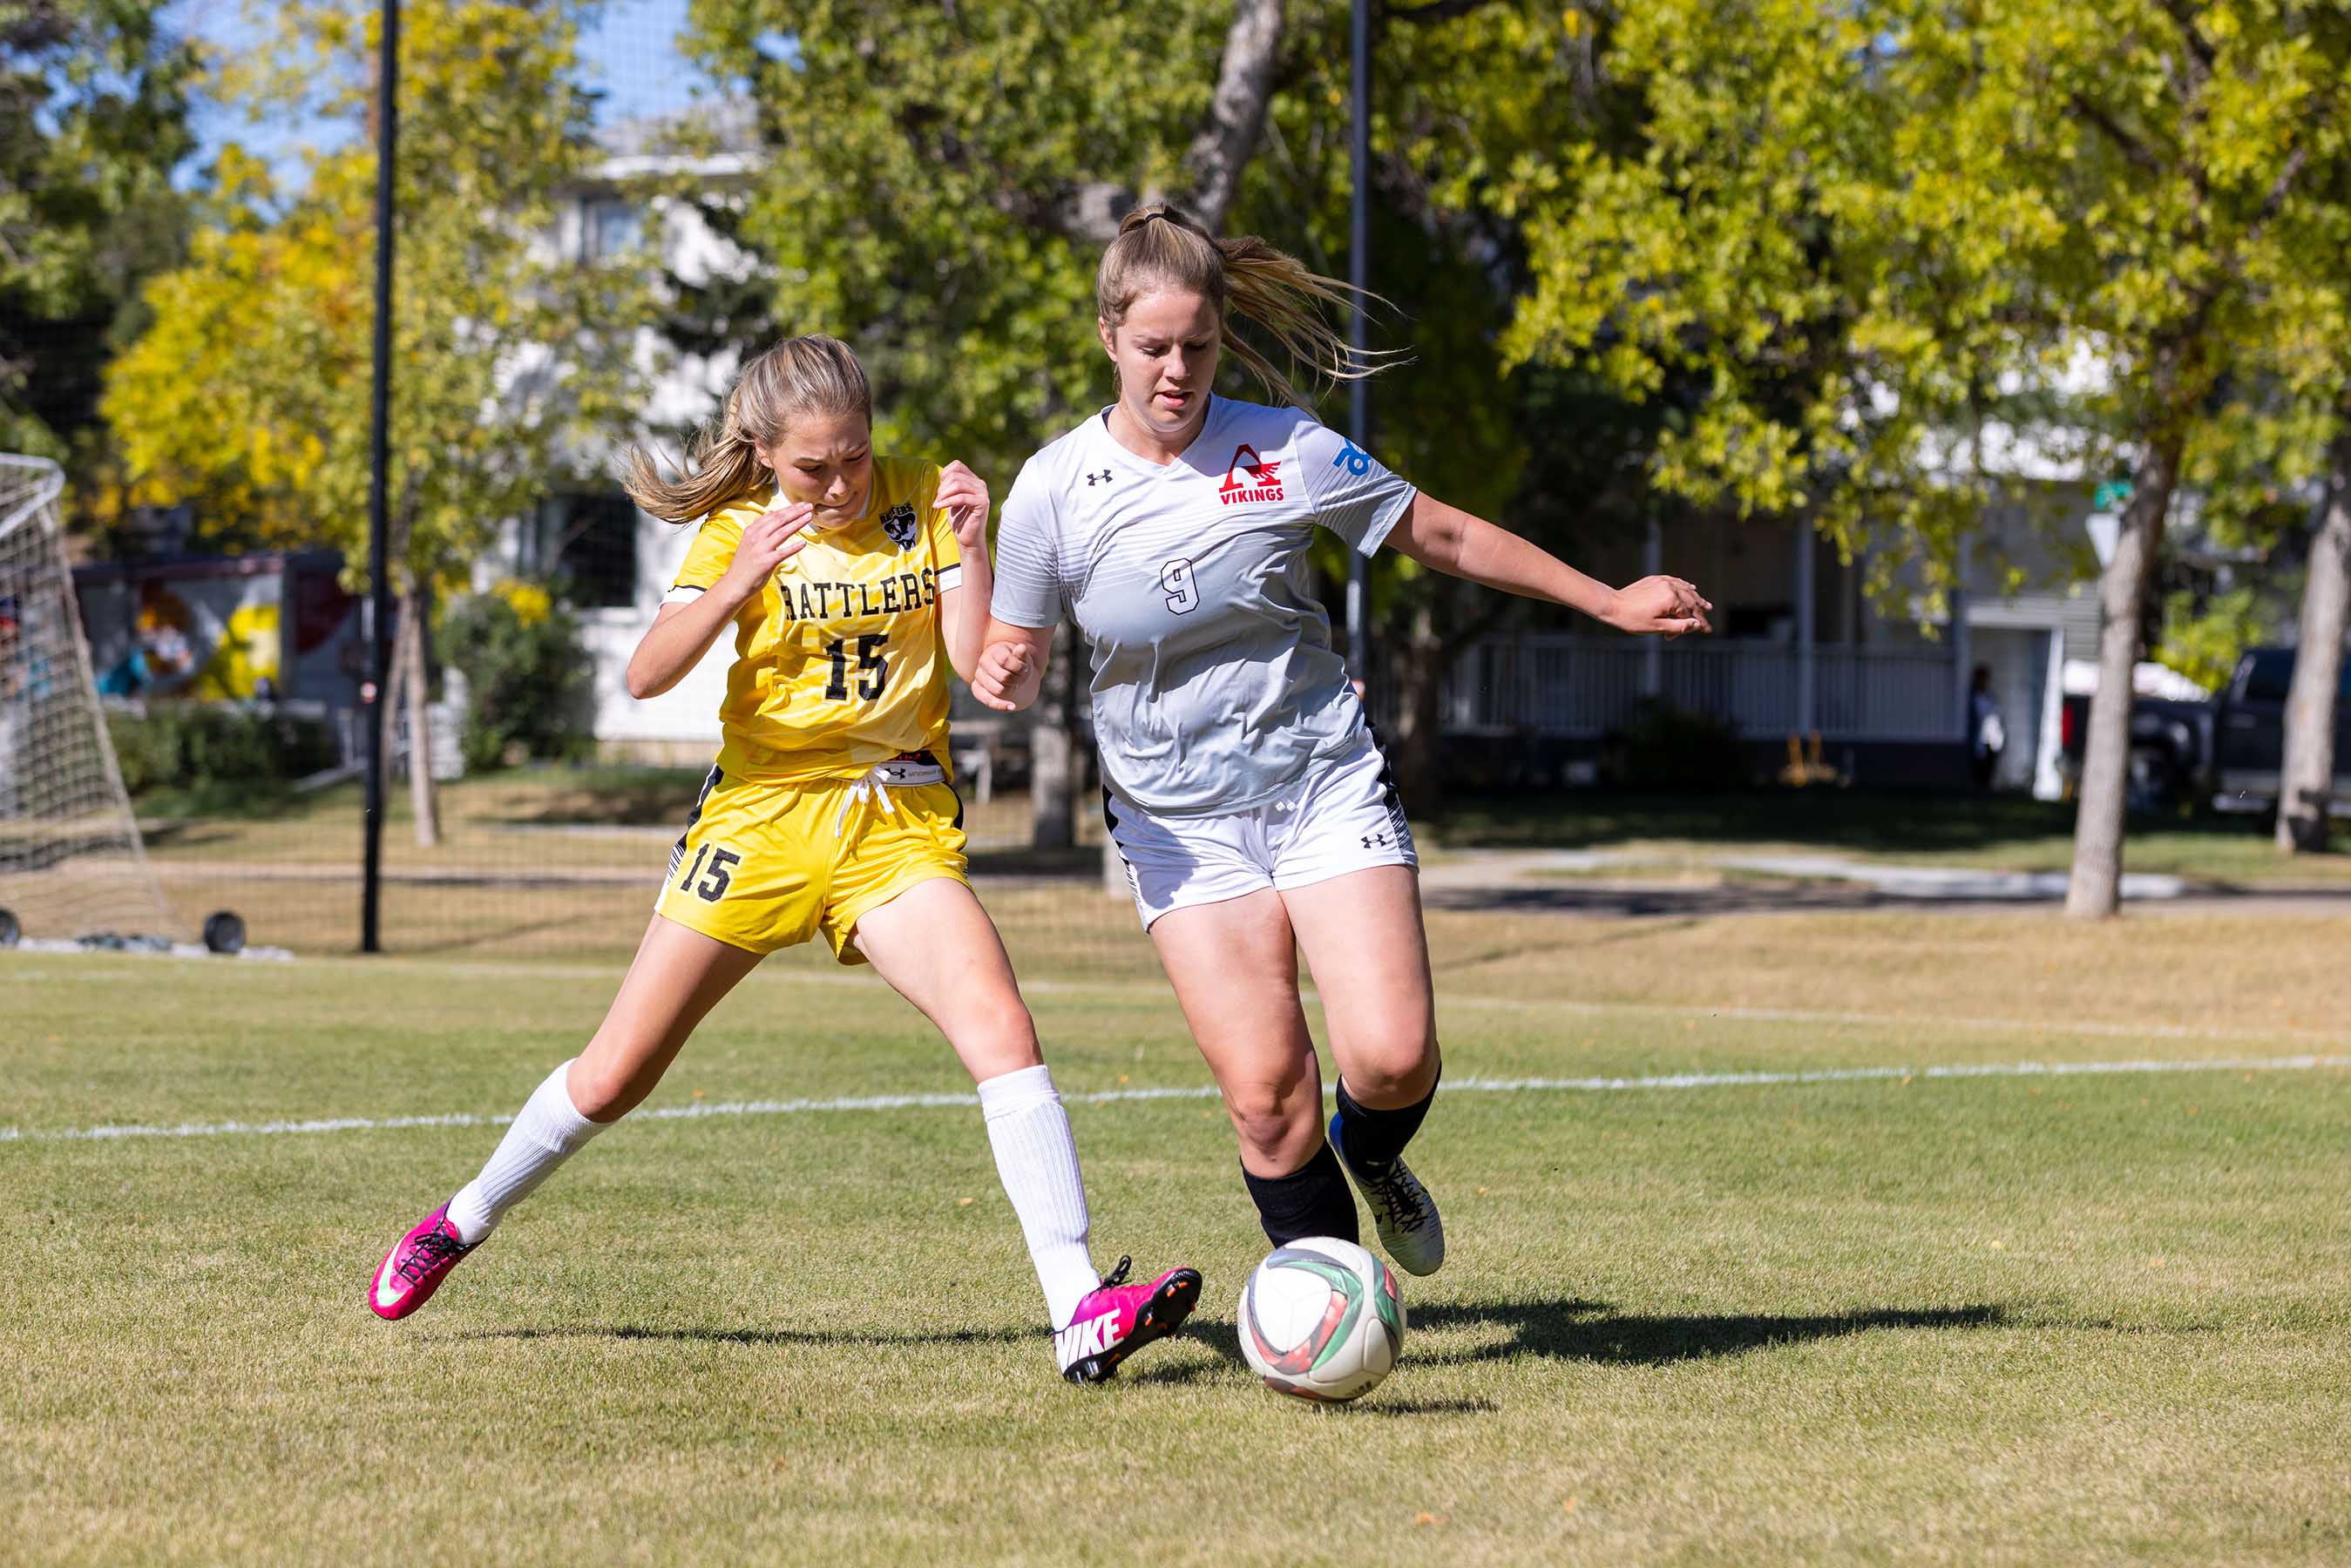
991;395;1416;816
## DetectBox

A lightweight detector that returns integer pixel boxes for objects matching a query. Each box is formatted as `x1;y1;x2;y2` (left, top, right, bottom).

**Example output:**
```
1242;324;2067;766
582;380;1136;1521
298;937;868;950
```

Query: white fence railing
1439;635;1961;742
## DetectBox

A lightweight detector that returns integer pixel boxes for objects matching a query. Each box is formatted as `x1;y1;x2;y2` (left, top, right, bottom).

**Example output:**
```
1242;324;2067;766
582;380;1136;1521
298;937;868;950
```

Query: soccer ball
1236;1236;1406;1402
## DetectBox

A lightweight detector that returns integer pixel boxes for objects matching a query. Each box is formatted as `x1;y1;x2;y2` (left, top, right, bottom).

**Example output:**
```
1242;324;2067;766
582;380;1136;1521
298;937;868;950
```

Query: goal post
0;454;181;948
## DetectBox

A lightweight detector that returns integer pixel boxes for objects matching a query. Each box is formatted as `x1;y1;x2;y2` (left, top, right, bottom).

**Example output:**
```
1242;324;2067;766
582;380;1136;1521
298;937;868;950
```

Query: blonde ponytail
1094;205;1402;409
620;335;874;523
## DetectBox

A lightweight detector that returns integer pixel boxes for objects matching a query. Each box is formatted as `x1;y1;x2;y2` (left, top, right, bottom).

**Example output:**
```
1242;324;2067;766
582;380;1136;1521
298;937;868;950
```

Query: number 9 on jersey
1161;558;1200;615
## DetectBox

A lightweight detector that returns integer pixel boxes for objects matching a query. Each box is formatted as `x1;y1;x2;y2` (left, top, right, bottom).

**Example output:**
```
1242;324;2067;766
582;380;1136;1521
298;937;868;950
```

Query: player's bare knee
1223;1080;1319;1160
1338;1030;1439;1104
565;1055;641;1123
964;1003;1043;1078
993;995;1040;1054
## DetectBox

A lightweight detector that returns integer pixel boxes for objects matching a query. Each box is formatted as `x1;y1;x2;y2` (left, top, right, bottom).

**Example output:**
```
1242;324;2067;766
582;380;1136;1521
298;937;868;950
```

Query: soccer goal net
0;455;180;948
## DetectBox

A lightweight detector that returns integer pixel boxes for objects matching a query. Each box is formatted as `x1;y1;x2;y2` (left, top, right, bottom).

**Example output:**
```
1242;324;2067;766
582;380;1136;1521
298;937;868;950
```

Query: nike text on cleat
1328;1113;1446;1276
368;1202;476;1321
1055;1256;1203;1384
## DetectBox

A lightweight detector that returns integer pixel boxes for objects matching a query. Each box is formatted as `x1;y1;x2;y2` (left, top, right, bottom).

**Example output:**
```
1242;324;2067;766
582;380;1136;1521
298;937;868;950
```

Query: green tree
2262;17;2351;854
685;0;1296;844
685;0;1668;820
0;0;194;504
105;0;654;841
1331;2;1666;808
1499;0;2340;916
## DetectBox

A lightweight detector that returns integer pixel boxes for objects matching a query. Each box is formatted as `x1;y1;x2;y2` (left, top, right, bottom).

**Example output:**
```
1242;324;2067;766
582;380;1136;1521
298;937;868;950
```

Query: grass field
60;769;2351;970
7;906;2350;1564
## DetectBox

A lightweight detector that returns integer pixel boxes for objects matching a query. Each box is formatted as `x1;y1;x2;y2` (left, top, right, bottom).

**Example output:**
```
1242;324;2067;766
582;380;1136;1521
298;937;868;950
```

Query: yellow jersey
666;456;965;785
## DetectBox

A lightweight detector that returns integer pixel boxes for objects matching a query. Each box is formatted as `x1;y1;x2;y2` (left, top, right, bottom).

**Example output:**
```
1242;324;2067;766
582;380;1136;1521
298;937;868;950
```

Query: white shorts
1103;733;1418;929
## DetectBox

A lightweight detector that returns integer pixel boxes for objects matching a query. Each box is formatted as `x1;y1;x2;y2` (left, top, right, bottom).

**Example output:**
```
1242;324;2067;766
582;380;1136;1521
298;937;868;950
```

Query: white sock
977;1064;1099;1328
445;1060;607;1245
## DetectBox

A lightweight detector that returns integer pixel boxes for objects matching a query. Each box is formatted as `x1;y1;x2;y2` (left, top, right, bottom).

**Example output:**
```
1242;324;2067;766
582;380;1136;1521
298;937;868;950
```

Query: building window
532;493;638;609
583;198;642;261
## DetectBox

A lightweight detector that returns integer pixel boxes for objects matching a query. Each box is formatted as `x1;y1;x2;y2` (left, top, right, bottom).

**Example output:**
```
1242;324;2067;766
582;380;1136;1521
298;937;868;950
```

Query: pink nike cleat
367;1202;476;1321
1054;1255;1203;1384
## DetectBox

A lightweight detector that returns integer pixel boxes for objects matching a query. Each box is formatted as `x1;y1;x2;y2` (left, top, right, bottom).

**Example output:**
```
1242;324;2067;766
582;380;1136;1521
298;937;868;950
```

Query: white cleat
1328;1112;1445;1276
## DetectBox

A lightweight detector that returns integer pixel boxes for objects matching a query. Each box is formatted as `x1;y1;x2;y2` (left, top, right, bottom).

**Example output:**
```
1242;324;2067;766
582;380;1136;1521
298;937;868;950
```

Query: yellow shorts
654;759;969;963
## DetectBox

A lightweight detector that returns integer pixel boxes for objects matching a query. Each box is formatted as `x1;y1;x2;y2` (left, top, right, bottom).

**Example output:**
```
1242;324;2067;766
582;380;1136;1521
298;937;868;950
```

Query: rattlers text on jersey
664;455;965;784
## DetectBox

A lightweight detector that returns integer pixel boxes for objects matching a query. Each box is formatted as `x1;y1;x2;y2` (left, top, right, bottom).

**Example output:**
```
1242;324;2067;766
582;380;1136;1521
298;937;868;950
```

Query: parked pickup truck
2064;645;2351;814
2058;686;2214;813
2206;645;2351;814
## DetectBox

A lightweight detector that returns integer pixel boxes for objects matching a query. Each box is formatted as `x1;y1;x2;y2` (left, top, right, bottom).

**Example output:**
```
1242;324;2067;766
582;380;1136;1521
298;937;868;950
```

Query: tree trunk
401;588;441;849
2275;430;2351;853
2064;436;2181;917
380;593;409;781
1031;618;1078;850
1386;603;1448;819
1182;0;1285;233
1055;0;1284;243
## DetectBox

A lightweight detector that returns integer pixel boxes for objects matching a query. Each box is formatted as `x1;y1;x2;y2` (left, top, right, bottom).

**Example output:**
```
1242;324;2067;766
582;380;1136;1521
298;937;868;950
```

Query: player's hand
937;461;991;559
1603;575;1712;639
972;639;1042;712
717;503;815;601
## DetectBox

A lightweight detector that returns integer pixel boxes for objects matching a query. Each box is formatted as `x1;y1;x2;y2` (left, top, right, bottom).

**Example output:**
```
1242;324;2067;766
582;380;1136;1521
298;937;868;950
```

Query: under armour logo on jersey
1084;470;1114;487
879;502;918;550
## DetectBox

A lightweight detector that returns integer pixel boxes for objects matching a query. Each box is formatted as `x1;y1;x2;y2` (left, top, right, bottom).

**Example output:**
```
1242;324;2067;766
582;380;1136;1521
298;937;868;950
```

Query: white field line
4;1055;2344;1146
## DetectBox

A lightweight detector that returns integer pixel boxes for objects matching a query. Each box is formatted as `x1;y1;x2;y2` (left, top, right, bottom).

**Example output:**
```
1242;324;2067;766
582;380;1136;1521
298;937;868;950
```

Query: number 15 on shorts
678;844;739;902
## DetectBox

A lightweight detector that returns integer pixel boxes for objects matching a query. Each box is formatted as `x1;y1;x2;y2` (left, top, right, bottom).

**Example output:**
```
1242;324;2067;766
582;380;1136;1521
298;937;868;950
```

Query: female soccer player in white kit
365;336;1197;1383
974;208;1711;1274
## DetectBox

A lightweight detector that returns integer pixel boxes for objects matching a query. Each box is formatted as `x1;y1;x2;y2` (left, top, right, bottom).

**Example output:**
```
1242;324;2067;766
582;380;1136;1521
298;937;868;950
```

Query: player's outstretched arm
627;503;814;699
1389;492;1712;639
934;462;994;682
972;619;1053;712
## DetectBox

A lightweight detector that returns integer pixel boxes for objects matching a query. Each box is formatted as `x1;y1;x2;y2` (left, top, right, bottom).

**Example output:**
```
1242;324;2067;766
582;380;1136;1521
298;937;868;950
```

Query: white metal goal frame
0;453;183;946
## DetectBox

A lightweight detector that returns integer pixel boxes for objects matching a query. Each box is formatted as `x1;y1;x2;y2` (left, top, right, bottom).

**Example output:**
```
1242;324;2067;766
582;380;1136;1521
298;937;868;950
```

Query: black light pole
362;0;397;954
1345;0;1372;682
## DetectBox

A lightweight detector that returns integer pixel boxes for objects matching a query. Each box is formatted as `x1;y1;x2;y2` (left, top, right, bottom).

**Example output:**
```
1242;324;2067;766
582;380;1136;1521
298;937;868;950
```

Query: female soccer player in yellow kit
365;336;1197;1384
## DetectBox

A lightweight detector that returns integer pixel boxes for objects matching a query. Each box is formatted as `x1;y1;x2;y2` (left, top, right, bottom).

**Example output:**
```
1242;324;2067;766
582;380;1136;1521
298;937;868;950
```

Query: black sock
1241;1142;1359;1247
1333;1072;1438;1173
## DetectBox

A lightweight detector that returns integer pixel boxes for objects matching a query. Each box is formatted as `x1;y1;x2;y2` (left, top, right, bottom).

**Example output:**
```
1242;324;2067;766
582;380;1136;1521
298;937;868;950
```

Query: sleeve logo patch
881;502;919;550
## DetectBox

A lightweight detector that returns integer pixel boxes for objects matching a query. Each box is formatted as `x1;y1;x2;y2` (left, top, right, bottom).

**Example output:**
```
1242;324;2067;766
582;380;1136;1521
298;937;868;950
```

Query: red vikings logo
1217;444;1284;506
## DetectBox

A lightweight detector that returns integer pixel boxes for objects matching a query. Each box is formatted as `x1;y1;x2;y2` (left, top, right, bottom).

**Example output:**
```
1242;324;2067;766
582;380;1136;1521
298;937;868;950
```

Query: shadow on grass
487;767;715;828
1348;1396;1504;1416
965;846;1114;878
452;1322;1029;1349
1116;1330;1500;1416
455;1301;2015;1376
396;915;586;957
1410;1298;2009;1365
1437;790;2082;857
1424;882;1925;919
1149;1299;2008;1379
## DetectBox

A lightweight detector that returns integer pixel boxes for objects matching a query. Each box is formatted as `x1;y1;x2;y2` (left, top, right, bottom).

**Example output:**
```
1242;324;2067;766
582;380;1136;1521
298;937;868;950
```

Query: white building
1440;503;2108;796
481;110;758;764
507;117;2117;794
